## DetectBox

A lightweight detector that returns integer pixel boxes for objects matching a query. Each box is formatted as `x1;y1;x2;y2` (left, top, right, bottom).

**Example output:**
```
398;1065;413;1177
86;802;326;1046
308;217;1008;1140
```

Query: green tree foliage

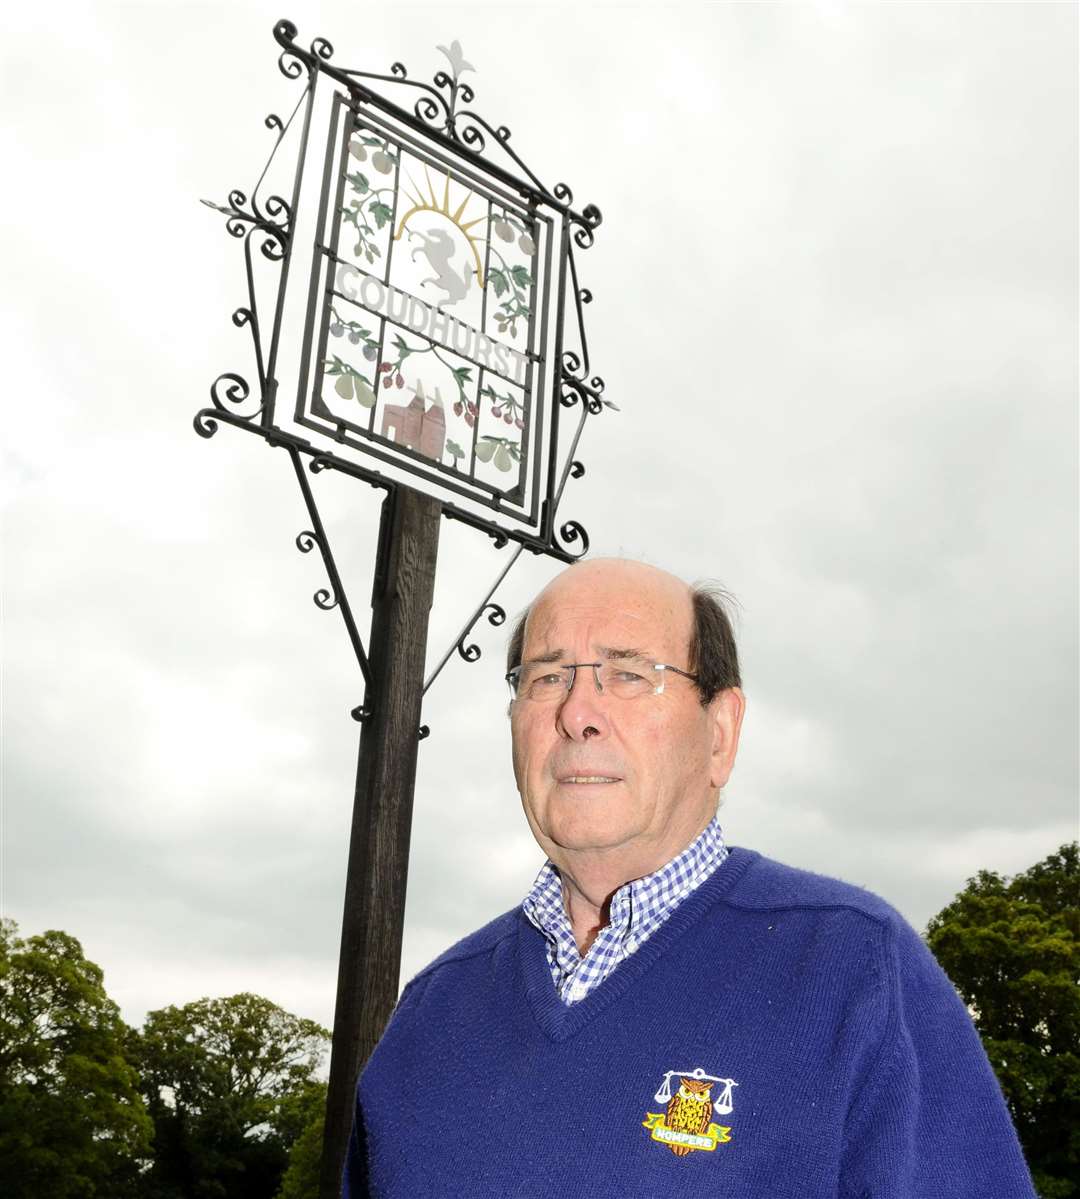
926;843;1079;1199
0;918;152;1198
135;992;330;1199
273;1082;325;1199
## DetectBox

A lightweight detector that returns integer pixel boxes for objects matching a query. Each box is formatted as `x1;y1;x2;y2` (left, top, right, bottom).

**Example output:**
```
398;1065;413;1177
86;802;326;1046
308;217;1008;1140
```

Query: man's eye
534;673;565;687
612;670;648;685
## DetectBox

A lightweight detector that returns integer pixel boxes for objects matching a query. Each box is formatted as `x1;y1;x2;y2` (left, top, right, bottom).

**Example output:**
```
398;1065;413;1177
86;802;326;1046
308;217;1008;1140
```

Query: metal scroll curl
194;372;262;438
559;374;610;416
570;205;603;249
314;587;340;611
311;36;334;62
555;520;590;559
295;530;341;611
456;603;507;663
275;19;312;79
203;191;290;254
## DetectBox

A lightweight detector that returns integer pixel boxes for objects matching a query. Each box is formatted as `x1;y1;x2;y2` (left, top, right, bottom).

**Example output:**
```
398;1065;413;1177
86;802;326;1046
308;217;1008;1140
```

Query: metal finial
436;40;475;81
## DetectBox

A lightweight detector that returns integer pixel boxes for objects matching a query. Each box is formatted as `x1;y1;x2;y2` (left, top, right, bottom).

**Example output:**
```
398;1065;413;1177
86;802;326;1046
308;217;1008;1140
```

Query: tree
926;843;1079;1199
0;918;152;1198
273;1083;325;1199
135;993;329;1199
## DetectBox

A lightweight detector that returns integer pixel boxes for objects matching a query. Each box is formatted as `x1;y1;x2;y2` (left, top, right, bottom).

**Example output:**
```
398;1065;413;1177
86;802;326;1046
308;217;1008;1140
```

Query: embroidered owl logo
642;1067;737;1156
665;1076;715;1155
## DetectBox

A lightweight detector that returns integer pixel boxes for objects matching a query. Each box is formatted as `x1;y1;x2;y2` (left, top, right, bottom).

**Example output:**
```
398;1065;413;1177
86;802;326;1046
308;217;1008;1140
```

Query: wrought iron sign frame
195;20;612;711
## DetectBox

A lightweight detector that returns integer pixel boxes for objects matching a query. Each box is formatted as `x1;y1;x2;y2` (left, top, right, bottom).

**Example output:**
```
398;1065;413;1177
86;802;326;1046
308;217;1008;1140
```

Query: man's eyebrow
521;647;651;665
522;649;564;666
598;646;649;661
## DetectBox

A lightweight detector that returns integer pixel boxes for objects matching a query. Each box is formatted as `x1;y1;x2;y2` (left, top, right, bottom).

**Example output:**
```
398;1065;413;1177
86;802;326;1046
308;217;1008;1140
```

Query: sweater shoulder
405;907;521;988
725;849;904;930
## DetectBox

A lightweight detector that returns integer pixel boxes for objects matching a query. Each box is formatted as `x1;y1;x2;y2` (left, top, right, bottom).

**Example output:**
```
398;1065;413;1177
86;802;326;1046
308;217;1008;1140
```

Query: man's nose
556;666;610;741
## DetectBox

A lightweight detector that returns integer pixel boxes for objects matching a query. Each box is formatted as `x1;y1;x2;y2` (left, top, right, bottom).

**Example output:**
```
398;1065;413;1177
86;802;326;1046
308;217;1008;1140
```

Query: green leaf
360;135;382;147
446;439;465;459
510;265;532;289
474;440;496;463
489;270;509;298
347;171;370;195
370;201;393;229
452;366;472;384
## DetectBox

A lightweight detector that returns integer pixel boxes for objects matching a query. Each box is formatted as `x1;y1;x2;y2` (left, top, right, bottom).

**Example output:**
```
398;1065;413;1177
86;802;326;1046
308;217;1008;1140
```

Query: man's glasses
505;660;699;703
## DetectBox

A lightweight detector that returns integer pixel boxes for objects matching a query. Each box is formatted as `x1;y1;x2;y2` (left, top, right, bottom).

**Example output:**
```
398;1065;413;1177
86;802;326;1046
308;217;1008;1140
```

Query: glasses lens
515;663;571;701
597;662;661;698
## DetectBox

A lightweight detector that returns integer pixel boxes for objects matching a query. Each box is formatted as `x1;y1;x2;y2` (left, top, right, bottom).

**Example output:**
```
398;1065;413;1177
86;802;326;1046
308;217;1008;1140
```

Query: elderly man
346;559;1035;1197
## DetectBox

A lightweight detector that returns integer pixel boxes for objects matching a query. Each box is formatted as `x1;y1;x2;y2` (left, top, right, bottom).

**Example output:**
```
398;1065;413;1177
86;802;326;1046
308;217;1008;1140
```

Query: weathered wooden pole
319;484;442;1199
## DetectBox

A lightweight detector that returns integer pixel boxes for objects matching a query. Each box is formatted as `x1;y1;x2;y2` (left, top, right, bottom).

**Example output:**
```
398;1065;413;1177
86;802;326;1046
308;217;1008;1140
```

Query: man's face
510;561;743;878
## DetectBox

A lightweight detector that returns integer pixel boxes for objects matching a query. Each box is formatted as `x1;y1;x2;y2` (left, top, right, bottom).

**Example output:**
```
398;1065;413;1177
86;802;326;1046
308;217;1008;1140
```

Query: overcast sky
3;1;1077;1035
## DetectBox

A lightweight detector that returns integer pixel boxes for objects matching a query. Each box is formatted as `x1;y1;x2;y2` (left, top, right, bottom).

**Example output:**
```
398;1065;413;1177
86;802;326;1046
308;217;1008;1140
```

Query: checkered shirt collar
522;814;729;1005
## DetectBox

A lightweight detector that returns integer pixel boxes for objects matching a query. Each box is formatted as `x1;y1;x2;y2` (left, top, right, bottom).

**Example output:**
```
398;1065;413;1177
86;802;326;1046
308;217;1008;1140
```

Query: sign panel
296;95;556;525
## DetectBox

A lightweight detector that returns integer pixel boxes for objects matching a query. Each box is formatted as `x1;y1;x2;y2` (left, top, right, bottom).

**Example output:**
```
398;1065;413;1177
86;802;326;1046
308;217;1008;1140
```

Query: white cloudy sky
3;1;1077;1034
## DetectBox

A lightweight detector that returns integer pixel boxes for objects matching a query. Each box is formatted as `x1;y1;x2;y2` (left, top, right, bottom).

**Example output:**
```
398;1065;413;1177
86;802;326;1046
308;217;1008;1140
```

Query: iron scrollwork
287;448;372;691
457;603;507;662
195;62;310;442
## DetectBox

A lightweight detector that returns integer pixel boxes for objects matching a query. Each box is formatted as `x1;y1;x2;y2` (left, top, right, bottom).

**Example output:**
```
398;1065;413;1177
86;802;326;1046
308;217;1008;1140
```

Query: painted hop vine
340;134;398;262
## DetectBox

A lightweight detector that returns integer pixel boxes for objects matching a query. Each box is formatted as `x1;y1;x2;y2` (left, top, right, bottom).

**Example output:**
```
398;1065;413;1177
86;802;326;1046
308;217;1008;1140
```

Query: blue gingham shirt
522;814;729;1005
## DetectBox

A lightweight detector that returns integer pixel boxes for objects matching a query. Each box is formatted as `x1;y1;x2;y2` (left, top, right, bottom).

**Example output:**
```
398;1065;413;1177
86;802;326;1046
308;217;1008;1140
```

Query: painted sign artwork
302;100;550;511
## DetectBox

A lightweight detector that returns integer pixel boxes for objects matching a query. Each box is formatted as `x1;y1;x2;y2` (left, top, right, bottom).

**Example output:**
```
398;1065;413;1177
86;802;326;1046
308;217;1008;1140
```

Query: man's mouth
558;775;621;784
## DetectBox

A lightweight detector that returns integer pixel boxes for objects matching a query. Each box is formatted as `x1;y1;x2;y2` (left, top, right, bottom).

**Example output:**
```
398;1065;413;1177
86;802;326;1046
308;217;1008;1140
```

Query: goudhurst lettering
335;264;528;385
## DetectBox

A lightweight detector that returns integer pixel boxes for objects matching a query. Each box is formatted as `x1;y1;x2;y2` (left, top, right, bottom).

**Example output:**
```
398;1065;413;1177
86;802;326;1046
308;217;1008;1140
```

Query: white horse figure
409;227;473;306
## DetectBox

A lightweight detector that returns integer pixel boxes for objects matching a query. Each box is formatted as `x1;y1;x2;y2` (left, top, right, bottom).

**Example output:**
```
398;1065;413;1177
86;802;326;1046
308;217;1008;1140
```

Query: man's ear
709;687;745;790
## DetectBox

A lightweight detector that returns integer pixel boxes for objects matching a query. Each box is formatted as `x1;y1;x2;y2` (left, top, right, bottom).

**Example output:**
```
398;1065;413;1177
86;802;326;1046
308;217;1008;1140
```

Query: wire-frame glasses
506;660;699;703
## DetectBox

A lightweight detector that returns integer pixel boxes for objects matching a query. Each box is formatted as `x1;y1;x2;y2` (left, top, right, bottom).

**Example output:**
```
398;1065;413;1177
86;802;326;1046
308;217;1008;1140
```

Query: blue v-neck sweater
347;849;1035;1198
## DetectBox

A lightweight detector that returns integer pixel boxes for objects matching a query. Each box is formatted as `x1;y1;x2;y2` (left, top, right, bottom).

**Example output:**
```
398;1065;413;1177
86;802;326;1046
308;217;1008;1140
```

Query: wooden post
319;484;442;1199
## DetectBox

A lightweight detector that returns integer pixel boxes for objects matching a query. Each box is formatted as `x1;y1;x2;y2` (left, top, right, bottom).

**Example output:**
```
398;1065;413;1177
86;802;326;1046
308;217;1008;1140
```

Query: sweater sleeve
341;974;430;1199
838;915;1036;1199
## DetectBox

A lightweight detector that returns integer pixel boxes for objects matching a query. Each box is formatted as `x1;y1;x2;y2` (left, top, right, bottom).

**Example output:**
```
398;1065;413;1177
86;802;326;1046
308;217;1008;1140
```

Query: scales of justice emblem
642;1067;738;1157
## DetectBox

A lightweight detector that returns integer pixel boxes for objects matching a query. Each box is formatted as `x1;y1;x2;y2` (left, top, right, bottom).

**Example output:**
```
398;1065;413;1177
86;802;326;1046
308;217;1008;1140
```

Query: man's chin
544;823;645;859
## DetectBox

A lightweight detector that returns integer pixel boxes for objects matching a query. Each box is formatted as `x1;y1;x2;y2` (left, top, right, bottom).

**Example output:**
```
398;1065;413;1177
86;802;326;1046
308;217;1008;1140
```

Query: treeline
1;844;1076;1197
0;921;325;1199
